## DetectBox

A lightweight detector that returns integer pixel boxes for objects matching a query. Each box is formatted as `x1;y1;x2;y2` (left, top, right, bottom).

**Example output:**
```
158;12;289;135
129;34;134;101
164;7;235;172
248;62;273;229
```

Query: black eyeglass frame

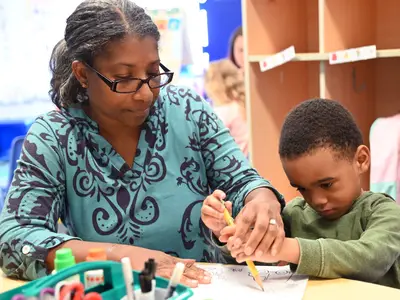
84;62;174;93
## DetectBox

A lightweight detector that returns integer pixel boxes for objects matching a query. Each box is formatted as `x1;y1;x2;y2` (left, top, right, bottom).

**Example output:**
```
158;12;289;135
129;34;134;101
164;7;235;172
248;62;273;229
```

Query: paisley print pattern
0;85;282;280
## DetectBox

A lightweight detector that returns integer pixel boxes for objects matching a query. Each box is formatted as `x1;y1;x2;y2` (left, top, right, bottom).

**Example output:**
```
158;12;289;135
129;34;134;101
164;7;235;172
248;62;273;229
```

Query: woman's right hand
118;245;212;288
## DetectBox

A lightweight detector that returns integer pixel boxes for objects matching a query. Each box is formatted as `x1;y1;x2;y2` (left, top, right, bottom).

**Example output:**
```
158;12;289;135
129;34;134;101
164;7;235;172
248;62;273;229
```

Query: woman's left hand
222;188;284;259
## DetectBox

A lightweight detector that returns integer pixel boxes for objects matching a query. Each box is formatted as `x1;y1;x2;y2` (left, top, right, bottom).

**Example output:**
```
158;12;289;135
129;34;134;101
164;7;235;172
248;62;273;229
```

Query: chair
0;135;25;212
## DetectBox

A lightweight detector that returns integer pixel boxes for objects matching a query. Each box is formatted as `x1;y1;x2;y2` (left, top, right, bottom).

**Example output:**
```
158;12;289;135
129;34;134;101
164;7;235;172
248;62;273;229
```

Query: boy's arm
273;200;400;282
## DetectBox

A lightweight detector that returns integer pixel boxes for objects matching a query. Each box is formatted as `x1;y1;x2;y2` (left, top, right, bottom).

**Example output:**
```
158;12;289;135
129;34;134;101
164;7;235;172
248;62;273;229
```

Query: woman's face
233;35;244;69
73;35;161;128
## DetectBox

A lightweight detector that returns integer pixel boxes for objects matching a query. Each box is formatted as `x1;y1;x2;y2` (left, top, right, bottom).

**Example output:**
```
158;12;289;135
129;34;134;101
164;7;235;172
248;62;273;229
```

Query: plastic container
84;248;107;289
52;248;80;283
0;261;193;300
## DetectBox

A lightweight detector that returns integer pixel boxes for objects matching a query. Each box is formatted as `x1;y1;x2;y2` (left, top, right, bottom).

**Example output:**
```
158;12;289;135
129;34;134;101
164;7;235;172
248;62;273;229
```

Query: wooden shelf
376;49;400;58
247;61;320;201
243;0;400;200
249;53;328;62
248;49;400;64
245;0;319;56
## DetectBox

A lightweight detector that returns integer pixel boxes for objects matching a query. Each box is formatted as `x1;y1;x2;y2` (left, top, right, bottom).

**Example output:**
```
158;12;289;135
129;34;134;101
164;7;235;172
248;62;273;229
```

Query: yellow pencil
221;200;264;291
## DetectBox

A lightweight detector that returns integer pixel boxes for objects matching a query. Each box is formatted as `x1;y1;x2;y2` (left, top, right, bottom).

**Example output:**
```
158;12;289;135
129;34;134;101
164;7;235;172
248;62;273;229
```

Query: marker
147;259;157;299
139;271;153;300
148;258;157;279
54;280;69;300
85;248;107;289
165;262;185;299
39;287;55;300
121;257;135;300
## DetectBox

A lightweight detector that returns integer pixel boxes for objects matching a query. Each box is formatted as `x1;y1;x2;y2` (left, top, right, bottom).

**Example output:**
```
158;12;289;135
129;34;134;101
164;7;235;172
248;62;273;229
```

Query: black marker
139;271;153;300
148;258;157;279
147;258;157;297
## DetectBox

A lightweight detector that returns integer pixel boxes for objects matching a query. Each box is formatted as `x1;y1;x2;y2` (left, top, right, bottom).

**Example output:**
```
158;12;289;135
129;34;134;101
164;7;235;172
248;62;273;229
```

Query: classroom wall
200;0;242;62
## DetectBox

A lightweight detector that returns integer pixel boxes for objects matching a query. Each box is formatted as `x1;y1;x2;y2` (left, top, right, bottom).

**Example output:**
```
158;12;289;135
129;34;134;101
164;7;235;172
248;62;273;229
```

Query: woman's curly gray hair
49;0;160;108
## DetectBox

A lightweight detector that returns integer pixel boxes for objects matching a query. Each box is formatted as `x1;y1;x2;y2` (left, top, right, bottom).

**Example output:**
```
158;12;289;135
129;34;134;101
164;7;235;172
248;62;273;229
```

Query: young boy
201;98;400;288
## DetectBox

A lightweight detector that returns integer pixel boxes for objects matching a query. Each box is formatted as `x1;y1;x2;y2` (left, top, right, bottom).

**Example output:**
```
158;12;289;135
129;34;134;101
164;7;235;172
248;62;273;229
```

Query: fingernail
191;279;198;285
245;246;253;255
256;250;263;257
205;271;212;277
234;239;242;248
204;276;211;282
271;249;277;256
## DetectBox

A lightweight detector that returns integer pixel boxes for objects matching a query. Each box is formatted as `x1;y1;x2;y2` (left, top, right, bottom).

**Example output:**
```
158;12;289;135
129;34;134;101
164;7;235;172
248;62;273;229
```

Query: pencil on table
220;200;264;291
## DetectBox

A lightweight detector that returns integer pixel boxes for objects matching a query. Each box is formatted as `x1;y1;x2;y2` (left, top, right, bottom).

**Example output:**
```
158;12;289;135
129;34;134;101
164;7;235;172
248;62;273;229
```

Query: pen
121;257;135;300
221;199;265;291
164;262;185;299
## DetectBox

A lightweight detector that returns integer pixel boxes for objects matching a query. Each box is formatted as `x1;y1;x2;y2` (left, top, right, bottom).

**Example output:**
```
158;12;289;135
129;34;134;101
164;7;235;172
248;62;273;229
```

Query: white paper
259;46;296;72
329;45;377;65
192;264;308;300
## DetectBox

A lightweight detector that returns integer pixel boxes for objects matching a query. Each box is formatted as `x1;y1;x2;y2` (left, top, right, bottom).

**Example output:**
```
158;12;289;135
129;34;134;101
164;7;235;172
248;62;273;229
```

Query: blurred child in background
204;59;248;157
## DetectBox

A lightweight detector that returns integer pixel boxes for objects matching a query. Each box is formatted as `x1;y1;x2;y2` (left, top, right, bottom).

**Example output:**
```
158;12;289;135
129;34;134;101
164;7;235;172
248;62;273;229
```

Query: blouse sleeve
186;89;285;217
0;117;80;280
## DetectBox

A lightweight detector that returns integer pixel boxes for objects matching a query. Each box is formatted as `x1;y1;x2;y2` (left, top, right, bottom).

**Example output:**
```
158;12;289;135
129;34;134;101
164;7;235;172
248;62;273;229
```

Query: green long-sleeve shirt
214;191;400;288
284;191;400;288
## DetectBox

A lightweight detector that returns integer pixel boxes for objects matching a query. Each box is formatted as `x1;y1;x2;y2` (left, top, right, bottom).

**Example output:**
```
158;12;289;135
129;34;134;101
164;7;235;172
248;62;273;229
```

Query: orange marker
84;248;107;289
221;200;264;291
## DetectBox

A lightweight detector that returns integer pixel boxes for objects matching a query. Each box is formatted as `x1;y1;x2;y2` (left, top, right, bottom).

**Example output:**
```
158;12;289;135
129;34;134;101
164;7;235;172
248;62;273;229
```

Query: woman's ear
72;60;89;88
354;145;370;174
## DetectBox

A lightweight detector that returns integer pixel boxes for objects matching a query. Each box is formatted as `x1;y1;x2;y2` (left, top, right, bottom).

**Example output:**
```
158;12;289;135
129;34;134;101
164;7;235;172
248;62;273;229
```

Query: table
1;270;400;299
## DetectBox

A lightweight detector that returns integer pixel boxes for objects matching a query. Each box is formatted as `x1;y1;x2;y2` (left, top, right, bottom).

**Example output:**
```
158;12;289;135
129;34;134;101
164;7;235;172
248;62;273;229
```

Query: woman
0;0;285;287
228;26;244;70
204;59;248;156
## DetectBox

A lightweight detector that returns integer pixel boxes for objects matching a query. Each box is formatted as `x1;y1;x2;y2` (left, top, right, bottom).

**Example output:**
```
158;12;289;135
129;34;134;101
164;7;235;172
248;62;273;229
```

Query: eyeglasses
84;62;174;93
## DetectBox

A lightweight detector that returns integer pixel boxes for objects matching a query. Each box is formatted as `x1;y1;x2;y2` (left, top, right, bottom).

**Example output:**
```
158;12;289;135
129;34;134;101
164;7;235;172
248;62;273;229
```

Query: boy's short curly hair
279;98;363;160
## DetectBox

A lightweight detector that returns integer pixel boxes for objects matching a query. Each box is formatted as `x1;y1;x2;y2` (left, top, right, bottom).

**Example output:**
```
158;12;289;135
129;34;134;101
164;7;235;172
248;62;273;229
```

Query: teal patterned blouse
0;85;283;280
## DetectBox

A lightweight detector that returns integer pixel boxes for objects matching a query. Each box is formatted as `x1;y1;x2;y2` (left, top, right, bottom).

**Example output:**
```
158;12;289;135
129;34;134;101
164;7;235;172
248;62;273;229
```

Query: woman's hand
230;188;285;258
201;190;232;237
151;251;212;288
116;245;212;288
49;241;212;288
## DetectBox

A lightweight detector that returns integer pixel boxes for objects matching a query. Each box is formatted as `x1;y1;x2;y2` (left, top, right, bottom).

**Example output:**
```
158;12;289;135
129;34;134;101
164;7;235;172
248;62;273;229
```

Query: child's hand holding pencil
201;191;264;291
201;190;233;237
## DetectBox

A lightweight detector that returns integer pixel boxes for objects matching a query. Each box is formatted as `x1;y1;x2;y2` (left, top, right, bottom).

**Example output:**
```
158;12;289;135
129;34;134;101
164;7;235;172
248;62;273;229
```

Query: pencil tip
256;278;264;291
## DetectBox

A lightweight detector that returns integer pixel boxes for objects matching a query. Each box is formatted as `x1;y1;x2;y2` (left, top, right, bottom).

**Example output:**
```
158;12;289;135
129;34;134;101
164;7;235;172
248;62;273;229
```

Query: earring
77;90;89;103
82;82;88;88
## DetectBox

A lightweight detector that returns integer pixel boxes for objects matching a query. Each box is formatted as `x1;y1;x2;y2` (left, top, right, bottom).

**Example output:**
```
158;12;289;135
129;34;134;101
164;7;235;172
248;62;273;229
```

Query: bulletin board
146;8;193;84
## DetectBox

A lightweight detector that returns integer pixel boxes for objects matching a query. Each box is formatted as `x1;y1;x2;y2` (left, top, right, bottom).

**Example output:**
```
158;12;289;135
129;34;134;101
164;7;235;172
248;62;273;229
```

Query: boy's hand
228;238;300;265
227;237;278;263
219;224;238;243
201;190;232;237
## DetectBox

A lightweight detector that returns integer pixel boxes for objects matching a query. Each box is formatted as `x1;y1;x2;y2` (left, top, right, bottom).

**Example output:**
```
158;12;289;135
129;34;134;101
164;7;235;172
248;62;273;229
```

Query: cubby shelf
248;49;400;63
243;0;400;200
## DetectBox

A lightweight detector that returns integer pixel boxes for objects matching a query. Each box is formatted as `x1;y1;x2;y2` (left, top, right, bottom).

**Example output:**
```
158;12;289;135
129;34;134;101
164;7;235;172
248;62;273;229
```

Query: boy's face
281;146;370;220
